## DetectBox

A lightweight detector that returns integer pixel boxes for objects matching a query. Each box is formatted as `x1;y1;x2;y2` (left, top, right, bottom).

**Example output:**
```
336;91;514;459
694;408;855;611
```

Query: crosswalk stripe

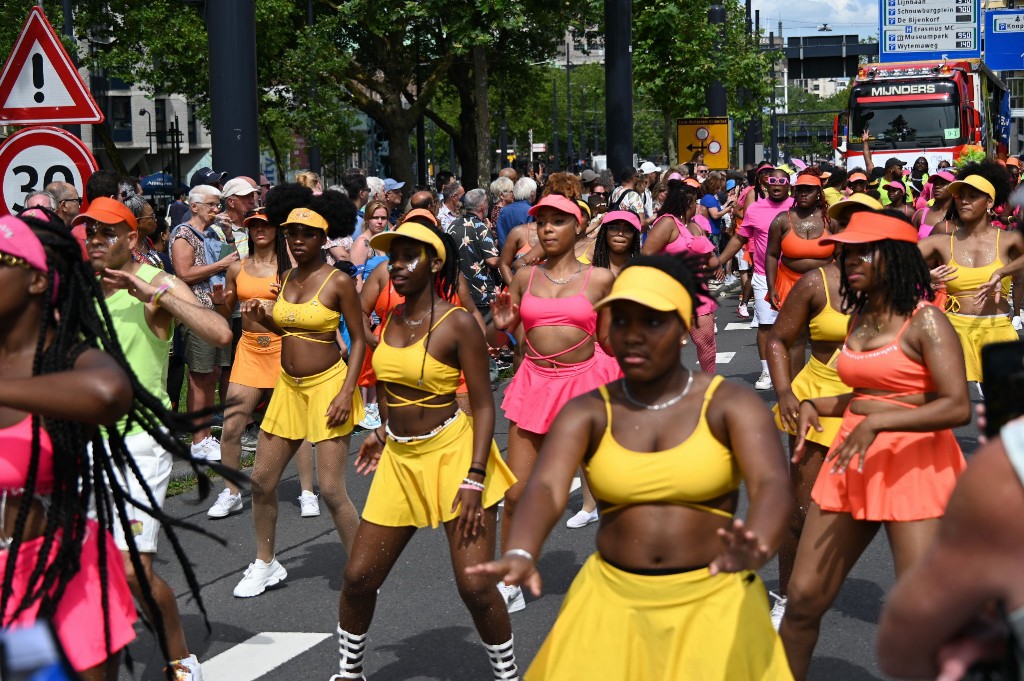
724;322;751;331
202;632;331;681
570;477;581;493
716;352;736;364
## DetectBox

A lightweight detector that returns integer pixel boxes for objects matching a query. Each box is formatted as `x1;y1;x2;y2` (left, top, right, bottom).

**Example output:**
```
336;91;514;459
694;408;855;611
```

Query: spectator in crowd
296;170;323;193
445;187;500;317
168;190;190;227
489;176;514;230
609;166;646;222
496;177;537;250
169;184;240;462
384;178;406;226
580;169;598;201
45;181;81;227
341;170;370;236
437;182;465;231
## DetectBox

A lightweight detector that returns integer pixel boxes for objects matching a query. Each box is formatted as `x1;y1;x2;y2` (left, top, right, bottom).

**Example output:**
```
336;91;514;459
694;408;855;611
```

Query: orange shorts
358;344;376;388
812;401;965;521
231;331;281;390
772;262;803;308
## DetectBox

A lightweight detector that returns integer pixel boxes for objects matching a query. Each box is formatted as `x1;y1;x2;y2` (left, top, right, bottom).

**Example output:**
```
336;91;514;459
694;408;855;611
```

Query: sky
750;0;880;39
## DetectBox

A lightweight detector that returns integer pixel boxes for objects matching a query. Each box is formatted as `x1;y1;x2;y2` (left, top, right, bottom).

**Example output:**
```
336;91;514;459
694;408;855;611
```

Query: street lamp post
139;108;153;155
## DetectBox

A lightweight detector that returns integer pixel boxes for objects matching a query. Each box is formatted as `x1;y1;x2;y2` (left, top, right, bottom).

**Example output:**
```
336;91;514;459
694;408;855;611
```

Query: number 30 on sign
0;126;97;215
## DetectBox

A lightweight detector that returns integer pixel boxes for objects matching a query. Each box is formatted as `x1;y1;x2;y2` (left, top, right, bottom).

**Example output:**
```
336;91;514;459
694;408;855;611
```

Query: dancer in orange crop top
335;222;518;681
210;207;318;521
918;168;1024;384
492;194;621;614
233;201;366;600
781;210;971;681
764;263;852;627
765;174;835;315
471;256;792;681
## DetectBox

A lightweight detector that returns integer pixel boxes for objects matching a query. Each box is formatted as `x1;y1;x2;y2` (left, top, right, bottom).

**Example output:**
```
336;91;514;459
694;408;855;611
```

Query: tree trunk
93;123;128;176
449;61;477;186
261;122;287;180
664;108;677;167
472;45;491;190
382;117;415;188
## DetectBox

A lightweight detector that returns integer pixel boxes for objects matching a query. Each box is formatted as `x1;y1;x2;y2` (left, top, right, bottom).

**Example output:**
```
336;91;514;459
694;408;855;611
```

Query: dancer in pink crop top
492;193;621;613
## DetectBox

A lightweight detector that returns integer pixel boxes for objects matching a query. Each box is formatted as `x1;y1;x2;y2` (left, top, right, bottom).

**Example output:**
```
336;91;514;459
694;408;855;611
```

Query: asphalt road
119;299;991;681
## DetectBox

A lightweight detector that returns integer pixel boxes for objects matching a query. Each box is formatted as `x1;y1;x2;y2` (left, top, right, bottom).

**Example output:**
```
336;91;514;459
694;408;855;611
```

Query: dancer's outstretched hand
466;553;543;597
709;519;769;575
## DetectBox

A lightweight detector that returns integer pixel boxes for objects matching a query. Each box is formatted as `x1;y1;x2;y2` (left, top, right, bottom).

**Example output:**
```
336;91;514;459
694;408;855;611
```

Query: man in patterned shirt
444;187;499;315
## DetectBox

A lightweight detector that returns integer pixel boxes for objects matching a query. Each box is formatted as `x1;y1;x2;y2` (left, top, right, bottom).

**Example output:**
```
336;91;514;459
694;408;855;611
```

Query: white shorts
111;431;172;553
751;273;778;326
735;252;752;271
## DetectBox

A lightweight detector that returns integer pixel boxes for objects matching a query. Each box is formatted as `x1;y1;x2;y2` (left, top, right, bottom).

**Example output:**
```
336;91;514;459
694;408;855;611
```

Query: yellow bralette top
946;231;1011;312
586;376;739;518
272;269;341;343
808;268;850;343
372;307;462;407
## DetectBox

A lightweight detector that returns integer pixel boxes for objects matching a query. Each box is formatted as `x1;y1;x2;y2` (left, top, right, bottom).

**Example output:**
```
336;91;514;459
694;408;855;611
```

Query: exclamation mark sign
32;54;44;103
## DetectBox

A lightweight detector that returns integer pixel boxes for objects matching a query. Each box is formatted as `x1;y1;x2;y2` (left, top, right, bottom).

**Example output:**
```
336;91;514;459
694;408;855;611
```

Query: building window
110;96;132;142
188;104;198;145
155;99;167;144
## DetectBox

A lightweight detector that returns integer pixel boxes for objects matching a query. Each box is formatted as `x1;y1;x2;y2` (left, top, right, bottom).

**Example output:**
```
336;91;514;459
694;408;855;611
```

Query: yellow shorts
362;411;515;528
526;554;793;681
261;358;364;442
230;331;281;390
772;356;850;447
947;313;1020;382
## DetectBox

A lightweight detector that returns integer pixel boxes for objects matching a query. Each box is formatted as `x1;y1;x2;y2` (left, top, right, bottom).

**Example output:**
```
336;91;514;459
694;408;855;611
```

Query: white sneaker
736;304;750;318
233;558;287;598
498;583;525;613
769;592;787;631
169;654;203;681
358;403;381;430
754;370;773;391
723;274;738;287
565;508;599;529
207;489;242;518
191;436;222;462
299;490;320;517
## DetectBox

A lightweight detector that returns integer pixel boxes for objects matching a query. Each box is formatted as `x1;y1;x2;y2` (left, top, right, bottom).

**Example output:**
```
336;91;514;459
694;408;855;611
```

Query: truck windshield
849;81;961;148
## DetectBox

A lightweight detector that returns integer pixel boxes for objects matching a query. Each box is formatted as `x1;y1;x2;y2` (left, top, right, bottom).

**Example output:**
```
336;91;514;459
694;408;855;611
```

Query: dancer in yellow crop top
918;170;1024;383
333;222;518;681
232;201;366;600
471;256;793;681
764;263;852;628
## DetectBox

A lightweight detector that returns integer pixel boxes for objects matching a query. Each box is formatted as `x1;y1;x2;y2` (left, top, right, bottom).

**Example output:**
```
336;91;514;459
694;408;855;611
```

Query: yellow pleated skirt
772;355;850;447
526;553;793;681
361;411;515;528
946;313;1019;382
261;358;364;442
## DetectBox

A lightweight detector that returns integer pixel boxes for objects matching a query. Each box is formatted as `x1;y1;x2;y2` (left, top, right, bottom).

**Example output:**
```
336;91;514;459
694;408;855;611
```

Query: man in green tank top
79;197;232;681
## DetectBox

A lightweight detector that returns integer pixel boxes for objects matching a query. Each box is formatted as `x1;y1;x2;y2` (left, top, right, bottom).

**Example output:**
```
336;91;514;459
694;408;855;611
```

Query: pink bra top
661;216;716;256
0;416;55;494
519;265;597;366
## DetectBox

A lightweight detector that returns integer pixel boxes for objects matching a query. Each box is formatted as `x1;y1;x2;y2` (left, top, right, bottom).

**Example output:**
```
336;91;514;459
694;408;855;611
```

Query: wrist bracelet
503;549;534;563
373;429;385;446
461;477;485;490
468;466;487;478
459;484;484;492
151;284;171;307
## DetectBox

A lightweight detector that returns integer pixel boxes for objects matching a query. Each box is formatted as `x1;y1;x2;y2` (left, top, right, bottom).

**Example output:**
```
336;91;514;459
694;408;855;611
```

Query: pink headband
934;170;956;183
667;172;684;182
0;215;48;272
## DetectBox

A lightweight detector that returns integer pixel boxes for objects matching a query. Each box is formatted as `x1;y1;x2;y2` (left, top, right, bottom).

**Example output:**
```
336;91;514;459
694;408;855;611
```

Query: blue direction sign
880;0;981;63
985;10;1024;72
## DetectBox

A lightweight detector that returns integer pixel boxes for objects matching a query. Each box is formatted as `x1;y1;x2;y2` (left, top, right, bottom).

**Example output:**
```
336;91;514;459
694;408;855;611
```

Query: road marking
570;477;581;493
716;352;736;364
724;323;750;331
202;632;331;681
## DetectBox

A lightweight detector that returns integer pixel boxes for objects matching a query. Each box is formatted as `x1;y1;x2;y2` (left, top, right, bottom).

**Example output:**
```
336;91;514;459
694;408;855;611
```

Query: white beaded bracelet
503;548;534;563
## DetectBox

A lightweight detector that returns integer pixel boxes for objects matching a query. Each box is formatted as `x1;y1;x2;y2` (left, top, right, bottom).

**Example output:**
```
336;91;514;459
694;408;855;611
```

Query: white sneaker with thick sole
168;654;203;681
498;583;525;613
358;403;381;430
207;489;242;518
191;436;222;462
754;370;773;391
737;304;750;319
769;591;787;631
233;558;287;598
299;491;321;517
565;508;598;529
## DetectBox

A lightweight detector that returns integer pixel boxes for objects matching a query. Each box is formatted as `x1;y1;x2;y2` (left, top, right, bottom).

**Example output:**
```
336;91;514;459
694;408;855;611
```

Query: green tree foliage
632;0;776;164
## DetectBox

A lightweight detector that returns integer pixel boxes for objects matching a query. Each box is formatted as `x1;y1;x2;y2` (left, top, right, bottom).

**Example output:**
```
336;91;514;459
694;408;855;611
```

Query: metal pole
742;0;756;166
207;0;260;178
706;4;727;117
580;89;587;161
552;79;560;172
566;41;574;171
499;88;509;169
305;0;321;175
605;0;633;174
769;31;778;165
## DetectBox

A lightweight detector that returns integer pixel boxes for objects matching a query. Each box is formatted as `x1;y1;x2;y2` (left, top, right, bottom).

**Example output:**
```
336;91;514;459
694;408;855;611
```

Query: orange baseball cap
847;172;868;183
1006;157;1021;168
821;211;918;244
71;197;138;231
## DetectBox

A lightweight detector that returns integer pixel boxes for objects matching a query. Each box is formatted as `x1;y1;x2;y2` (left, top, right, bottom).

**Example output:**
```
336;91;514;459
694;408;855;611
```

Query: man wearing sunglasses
712;167;794;390
45;181;82;227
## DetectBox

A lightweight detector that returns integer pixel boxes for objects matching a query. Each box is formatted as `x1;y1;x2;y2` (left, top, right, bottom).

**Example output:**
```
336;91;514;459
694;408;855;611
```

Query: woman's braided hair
3;209;243;671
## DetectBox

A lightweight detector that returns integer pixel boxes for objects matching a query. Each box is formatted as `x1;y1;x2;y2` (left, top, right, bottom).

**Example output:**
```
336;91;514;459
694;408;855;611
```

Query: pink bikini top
519;265;597;366
661;216;715;256
0;416;55;494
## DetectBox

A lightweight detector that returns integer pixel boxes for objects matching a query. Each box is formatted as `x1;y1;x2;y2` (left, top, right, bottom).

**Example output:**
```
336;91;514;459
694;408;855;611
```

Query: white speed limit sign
0;126;97;215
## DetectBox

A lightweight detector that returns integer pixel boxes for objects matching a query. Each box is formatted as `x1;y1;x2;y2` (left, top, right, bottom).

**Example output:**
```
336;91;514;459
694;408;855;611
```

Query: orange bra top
781;211;834;260
586;377;738;518
272;268;341;343
807;268;850;343
837;303;936;395
236;262;278;302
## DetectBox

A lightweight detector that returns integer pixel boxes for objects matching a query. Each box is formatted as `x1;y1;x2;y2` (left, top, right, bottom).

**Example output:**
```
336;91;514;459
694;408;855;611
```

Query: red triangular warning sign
0;7;103;125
